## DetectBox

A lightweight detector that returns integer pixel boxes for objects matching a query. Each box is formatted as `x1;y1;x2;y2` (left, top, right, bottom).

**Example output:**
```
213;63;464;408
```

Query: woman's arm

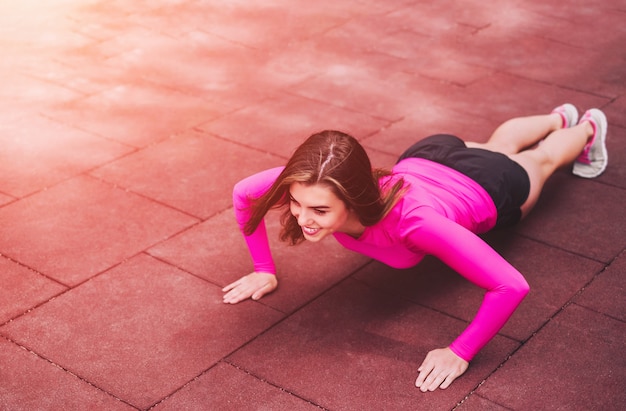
405;207;529;390
223;167;284;304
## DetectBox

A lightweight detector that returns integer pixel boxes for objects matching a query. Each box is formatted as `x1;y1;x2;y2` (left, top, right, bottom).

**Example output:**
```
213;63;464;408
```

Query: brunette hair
244;130;405;244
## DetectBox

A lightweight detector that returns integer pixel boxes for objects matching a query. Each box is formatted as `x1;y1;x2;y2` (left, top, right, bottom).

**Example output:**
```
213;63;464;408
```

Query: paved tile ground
0;1;624;410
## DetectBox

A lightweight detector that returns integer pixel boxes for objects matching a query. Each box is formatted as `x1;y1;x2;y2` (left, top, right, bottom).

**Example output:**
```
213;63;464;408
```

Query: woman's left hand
415;347;469;392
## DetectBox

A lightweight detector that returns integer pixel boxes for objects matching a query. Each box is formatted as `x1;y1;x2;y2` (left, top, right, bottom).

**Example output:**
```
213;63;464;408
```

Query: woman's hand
415;347;469;392
222;272;278;304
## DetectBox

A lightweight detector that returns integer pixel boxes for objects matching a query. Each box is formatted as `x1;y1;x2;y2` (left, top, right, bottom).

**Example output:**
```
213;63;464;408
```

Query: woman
222;104;608;392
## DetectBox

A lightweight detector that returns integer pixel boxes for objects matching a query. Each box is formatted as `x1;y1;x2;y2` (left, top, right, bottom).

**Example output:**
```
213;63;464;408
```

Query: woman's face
289;182;358;242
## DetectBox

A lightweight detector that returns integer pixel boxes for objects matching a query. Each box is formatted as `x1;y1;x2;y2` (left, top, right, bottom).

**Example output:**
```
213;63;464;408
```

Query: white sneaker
572;109;608;178
551;103;578;128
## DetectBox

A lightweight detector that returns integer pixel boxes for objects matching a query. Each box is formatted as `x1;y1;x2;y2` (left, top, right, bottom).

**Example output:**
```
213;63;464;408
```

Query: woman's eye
314;209;327;216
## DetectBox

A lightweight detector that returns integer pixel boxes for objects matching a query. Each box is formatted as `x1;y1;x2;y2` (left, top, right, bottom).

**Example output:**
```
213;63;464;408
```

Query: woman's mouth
302;226;321;236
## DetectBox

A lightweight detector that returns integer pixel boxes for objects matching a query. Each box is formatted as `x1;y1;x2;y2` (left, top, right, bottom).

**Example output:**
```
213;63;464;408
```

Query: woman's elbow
513;276;530;301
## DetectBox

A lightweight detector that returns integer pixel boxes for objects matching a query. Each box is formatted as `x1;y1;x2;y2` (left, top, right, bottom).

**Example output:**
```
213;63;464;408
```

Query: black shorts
397;134;530;228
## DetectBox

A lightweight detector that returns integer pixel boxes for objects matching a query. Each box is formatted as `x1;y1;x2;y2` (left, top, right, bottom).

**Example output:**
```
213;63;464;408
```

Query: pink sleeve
404;207;530;361
232;167;285;275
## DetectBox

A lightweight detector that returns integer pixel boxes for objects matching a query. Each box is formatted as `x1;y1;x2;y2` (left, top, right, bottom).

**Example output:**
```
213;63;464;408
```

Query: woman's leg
508;121;593;217
466;113;564;154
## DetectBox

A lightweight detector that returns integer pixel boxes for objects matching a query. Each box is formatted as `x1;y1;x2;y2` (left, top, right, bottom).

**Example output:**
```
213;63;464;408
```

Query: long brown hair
243;130;405;244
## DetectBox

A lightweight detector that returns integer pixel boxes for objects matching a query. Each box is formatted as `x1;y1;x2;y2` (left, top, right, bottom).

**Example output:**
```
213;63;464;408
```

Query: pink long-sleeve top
232;158;530;361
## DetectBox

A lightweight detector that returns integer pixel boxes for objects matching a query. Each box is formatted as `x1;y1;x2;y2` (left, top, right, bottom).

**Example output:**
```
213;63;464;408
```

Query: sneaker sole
573;109;608;178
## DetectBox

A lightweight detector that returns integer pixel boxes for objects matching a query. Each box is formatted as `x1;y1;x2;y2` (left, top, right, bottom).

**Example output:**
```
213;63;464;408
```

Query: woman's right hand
222;272;278;304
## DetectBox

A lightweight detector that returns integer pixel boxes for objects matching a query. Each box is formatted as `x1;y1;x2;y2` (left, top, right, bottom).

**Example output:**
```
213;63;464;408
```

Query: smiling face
289;182;363;242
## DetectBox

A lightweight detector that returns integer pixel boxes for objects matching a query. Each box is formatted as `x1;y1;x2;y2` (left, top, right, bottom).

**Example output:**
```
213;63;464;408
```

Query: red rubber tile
198;93;391;159
0;257;66;324
149;209;370;314
0;72;79;106
456;394;509;410
479;3;626;98
366;147;398;171
480;231;605;340
91;129;282;219
101;29;276;111
0;176;198;286
361;104;496;156
46;81;227;148
0;192;15;207
315;10;493;88
262;27;419;95
476;304;626;410
575;250;626;322
354;232;604;343
605;95;626;129
153;362;319;411
0;114;132;198
127;1;349;48
295;0;415;16
316;14;434;62
390;0;503;32
515;173;626;263
0;254;284;409
599;108;626;189
516;2;626;51
0;338;135;411
440;73;609;125
227;279;519;410
33;57;135;97
289;68;453;123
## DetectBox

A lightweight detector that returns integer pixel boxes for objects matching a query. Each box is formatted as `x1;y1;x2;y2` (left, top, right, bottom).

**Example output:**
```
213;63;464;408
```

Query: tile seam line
222;360;330;411
29;173;208;253
2;247;193;325
84;174;204;222
0;206;266;328
223;261;516;411
144;251;245;296
360;144;400;159
497;70;618;100
514;232;617;265
349;272;523;345
0;201;217;326
4;252;137;320
164;306;330;408
0;334;138;410
0;287;69;328
143;362;226;411
0;150;142;203
279;88;404;123
511;246;621;342
18;71;90;99
193;129;290;161
40;111;141;150
0;189;16;199
453;391;515;411
140;257;357;409
453;247;622;406
215;261;375;367
570;301;625;324
0;251;69;288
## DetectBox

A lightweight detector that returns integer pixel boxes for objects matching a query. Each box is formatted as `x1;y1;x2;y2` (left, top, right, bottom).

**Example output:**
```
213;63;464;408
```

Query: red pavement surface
0;1;624;410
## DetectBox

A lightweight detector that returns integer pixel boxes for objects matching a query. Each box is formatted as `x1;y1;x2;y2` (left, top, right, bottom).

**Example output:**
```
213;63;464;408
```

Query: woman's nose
297;209;312;225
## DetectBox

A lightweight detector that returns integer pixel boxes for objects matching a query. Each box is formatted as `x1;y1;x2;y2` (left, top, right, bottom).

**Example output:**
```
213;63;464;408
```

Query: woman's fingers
221;280;240;293
222;272;277;304
416;366;445;392
415;347;469;392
